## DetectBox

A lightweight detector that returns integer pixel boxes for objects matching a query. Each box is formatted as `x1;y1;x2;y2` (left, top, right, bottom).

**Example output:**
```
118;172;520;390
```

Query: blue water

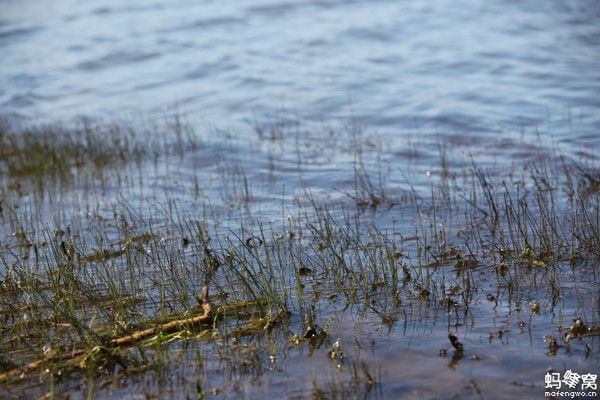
1;2;600;398
1;0;599;147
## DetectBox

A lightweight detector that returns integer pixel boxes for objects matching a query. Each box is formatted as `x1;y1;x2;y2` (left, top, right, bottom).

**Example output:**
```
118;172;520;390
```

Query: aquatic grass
0;117;599;397
0;116;201;184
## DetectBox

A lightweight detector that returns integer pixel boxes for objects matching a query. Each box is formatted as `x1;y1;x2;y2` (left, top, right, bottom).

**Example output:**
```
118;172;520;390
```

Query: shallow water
1;1;600;399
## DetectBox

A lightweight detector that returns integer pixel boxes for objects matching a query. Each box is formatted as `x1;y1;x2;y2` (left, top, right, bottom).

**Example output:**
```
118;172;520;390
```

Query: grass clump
0;115;598;398
0;116;199;183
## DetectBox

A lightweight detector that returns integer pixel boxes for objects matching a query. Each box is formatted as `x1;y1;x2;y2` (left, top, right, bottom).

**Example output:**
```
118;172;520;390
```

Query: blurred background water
1;0;599;147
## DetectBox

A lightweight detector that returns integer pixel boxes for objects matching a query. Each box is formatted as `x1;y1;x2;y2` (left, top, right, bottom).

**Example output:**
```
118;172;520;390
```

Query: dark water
1;0;600;146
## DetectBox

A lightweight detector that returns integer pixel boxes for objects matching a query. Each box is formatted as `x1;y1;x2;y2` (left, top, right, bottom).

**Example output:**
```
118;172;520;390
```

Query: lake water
1;1;599;399
1;0;600;147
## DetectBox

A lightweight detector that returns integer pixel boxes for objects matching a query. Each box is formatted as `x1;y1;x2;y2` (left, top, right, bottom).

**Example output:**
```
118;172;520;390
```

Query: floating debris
245;236;263;249
566;317;587;337
298;266;313;276
543;335;560;356
529;301;541;314
328;339;344;362
448;333;464;353
181;236;190;247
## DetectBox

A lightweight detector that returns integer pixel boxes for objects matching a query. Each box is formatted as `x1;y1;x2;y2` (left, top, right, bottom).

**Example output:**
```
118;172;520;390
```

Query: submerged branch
0;286;212;383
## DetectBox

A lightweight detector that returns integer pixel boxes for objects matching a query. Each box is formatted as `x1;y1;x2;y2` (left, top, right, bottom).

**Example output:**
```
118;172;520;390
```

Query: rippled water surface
1;1;600;399
2;0;600;143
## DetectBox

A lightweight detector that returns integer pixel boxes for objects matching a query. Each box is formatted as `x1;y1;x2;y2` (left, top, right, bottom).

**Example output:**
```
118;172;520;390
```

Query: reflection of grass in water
0;118;599;398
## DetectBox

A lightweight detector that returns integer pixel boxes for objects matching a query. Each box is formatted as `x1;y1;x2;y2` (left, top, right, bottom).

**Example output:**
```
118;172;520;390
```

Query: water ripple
0;0;598;151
